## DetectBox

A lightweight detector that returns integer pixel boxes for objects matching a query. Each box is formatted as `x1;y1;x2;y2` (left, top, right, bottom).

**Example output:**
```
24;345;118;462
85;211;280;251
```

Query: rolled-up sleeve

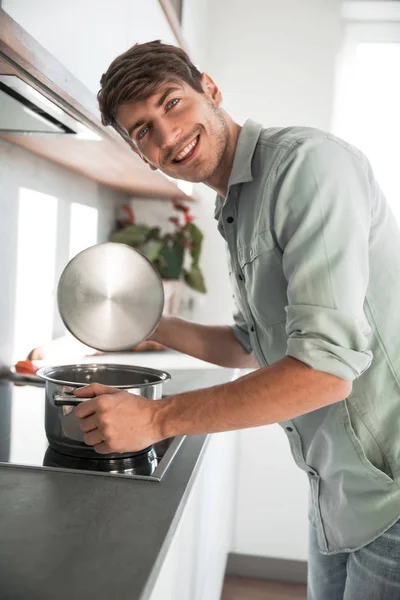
274;137;373;380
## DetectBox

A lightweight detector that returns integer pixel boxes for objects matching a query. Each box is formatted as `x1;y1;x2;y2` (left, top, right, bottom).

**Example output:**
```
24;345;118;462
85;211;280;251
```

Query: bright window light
69;203;98;260
13;188;58;361
164;174;194;198
176;179;194;197
333;25;400;222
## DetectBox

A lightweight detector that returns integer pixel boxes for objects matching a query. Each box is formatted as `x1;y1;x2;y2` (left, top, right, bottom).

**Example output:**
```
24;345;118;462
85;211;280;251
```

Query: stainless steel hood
0;75;100;138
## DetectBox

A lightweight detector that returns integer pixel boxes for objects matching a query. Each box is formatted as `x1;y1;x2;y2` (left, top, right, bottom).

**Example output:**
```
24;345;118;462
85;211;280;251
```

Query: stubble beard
198;104;230;186
166;104;230;185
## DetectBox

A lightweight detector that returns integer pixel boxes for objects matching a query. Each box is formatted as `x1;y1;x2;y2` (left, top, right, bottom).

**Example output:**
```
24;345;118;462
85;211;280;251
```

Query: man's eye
137;126;148;140
166;98;180;109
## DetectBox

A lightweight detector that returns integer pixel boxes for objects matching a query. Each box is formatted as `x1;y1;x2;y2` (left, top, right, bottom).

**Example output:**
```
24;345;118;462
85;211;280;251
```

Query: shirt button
250;326;255;332
286;426;293;432
238;273;244;281
226;216;234;223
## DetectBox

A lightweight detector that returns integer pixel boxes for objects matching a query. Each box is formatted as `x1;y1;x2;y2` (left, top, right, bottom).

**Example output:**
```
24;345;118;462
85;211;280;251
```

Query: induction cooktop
0;381;184;481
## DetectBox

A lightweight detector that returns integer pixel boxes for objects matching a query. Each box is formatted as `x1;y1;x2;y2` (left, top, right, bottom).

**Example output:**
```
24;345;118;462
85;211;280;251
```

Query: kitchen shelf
0;8;193;200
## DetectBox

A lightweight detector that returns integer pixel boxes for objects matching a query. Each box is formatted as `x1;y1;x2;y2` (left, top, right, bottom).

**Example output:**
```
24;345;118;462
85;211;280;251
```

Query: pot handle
53;393;91;407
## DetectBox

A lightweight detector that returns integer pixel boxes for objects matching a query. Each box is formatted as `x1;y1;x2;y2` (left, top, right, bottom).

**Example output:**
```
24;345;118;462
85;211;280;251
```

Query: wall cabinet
2;0;178;101
0;4;191;199
148;431;237;600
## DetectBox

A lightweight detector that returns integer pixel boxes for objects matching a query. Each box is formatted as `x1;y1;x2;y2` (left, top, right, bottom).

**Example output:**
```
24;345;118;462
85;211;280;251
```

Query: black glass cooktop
0;381;184;481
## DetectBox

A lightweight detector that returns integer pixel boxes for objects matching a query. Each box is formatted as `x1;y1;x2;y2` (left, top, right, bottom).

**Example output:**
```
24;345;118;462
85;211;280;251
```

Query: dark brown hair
97;40;203;138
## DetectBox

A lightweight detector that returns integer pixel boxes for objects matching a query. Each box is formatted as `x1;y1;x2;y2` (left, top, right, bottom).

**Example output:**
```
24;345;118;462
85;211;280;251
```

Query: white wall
180;0;342;561
181;0;211;69
205;0;341;129
0;139;124;365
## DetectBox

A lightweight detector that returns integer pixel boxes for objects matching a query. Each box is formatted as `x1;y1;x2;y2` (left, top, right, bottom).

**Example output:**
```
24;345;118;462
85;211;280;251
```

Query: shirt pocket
238;229;288;327
341;398;394;485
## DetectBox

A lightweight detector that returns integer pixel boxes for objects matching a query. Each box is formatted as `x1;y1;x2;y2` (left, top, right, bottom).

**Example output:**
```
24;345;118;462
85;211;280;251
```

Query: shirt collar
228;119;263;187
214;119;263;220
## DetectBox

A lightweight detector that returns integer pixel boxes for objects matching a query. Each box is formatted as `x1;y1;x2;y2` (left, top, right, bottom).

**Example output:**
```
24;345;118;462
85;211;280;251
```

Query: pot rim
36;363;171;388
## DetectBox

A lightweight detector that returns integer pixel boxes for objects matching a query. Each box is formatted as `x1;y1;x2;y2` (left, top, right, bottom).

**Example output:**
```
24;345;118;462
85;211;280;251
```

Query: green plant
109;200;206;293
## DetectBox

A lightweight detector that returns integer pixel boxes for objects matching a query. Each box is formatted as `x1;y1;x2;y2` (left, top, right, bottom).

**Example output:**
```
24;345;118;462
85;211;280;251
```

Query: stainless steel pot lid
57;243;164;352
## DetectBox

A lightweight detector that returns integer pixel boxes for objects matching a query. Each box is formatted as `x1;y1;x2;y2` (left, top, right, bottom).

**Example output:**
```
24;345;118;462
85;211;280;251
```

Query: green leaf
157;240;185;279
109;218;207;293
183;265;207;293
186;222;203;265
148;227;162;240
109;224;151;247
145;240;164;262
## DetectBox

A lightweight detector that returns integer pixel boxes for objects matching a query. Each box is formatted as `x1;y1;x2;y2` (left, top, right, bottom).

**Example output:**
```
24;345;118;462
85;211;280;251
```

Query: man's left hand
74;383;163;454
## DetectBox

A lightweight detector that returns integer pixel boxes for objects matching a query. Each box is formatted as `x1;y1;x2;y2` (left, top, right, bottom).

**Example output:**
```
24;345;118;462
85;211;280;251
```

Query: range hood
0;75;100;139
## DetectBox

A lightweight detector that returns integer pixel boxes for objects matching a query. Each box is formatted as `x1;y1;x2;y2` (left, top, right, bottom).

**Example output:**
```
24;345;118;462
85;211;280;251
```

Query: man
73;41;400;598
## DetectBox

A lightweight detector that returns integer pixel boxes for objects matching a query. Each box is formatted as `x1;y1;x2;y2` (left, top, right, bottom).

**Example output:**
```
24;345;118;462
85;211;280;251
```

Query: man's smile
171;134;200;165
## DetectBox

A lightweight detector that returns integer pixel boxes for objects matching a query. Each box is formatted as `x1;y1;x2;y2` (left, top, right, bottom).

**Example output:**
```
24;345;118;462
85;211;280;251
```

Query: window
333;5;400;221
13;188;58;361
69;202;98;260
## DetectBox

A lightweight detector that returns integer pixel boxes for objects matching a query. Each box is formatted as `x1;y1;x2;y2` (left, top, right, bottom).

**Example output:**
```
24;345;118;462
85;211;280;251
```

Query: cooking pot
36;363;170;459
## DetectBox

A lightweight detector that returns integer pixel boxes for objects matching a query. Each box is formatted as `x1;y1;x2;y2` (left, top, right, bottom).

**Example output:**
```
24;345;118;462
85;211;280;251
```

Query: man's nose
158;122;182;150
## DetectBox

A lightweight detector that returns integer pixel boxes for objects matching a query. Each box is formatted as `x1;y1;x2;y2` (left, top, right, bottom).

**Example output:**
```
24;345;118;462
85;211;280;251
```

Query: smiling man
73;40;400;598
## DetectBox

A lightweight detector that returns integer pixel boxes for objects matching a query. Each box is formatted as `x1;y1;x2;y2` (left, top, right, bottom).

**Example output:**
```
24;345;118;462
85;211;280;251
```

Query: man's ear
200;73;223;107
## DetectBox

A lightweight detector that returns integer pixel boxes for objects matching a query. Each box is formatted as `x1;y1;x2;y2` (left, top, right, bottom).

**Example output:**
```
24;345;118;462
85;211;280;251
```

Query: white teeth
175;137;198;161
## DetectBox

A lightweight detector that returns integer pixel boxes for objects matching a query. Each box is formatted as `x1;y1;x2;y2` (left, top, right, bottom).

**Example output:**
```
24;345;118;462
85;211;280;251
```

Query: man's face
115;75;229;183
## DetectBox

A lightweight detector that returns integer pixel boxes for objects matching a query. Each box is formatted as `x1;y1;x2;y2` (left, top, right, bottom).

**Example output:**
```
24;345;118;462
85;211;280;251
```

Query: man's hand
74;383;163;454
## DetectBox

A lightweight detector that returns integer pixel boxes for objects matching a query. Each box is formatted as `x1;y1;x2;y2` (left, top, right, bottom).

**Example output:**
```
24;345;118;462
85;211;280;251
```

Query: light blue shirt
215;120;400;553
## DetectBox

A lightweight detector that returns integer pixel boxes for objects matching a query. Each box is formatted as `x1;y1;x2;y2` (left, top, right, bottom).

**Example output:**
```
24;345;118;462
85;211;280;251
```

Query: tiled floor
221;576;307;600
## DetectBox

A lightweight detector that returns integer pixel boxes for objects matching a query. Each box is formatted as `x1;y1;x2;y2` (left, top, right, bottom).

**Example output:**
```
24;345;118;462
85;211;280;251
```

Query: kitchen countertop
0;361;240;600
